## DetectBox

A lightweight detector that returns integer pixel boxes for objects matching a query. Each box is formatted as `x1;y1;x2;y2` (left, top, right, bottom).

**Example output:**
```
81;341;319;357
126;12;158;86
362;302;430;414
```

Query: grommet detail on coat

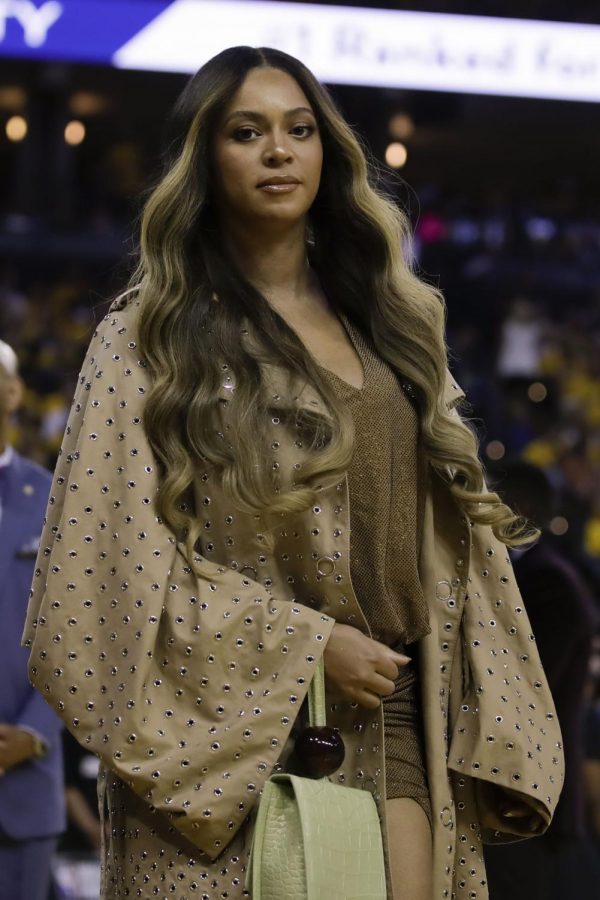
316;556;336;577
436;580;452;600
440;806;454;828
239;565;257;581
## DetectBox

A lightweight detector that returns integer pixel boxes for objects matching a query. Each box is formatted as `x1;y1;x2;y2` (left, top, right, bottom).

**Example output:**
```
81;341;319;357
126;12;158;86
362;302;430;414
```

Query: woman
23;47;563;900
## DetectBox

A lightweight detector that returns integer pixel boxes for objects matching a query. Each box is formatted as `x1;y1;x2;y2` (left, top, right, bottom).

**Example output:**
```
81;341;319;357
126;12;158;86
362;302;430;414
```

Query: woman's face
211;67;323;228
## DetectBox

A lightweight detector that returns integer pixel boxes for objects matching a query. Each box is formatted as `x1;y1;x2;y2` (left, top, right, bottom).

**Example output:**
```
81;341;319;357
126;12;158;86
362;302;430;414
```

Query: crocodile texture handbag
246;658;387;899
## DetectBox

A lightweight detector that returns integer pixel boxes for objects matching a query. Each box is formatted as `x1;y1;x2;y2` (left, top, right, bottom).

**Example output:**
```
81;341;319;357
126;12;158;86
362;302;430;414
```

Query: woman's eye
232;123;315;141
234;126;260;141
291;124;315;137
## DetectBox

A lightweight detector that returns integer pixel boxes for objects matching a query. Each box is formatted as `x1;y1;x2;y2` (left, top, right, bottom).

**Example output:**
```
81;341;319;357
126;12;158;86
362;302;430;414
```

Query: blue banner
0;0;174;64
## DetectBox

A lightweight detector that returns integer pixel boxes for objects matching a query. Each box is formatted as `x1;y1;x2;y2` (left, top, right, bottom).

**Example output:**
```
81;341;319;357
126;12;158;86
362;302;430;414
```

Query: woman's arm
446;521;563;840
23;304;335;860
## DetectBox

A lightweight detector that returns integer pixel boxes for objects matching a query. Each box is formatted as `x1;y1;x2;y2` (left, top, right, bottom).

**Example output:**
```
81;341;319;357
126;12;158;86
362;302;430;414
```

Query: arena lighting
385;142;408;168
0;86;27;111
5;114;27;141
64;119;85;145
485;440;506;461
388;113;415;141
527;381;548;402
549;516;569;536
69;91;110;117
1;2;600;102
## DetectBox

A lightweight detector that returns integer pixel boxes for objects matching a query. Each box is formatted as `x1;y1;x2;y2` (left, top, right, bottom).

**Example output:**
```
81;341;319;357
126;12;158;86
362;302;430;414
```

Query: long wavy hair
127;45;530;552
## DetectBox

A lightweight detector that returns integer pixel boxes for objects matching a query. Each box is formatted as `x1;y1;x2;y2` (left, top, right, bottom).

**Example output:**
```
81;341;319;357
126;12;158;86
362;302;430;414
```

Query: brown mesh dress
318;317;432;822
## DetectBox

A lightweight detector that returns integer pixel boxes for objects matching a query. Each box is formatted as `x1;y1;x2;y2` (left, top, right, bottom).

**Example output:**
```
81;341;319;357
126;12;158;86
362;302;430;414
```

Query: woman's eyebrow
223;106;315;126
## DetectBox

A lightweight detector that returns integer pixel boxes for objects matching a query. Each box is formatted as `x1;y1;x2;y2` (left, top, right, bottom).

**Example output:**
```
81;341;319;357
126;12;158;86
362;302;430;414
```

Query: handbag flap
286;774;386;899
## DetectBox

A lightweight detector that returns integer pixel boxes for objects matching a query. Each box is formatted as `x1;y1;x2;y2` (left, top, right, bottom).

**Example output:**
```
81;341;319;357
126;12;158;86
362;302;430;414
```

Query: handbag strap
307;655;327;727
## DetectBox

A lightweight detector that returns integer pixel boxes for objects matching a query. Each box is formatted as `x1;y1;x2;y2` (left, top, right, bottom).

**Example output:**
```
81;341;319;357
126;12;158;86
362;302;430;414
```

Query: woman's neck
221;219;322;313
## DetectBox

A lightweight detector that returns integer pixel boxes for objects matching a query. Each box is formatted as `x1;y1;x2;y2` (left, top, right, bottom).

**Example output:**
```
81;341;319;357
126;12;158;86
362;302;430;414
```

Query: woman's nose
262;140;293;166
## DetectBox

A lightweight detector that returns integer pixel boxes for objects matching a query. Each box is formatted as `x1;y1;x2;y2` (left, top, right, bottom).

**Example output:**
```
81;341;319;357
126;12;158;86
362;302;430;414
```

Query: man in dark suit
485;461;600;900
0;340;65;900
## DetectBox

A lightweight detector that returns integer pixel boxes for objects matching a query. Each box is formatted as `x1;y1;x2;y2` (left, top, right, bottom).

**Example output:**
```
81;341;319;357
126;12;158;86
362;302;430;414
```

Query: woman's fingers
352;669;399;706
500;802;532;819
355;690;382;710
370;639;411;668
374;656;400;681
500;803;544;833
367;672;397;697
391;651;412;666
373;649;411;681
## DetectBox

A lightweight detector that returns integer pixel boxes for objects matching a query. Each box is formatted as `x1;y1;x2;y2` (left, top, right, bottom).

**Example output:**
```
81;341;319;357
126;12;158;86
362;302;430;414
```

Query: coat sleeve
434;374;564;838
22;304;335;860
447;523;564;840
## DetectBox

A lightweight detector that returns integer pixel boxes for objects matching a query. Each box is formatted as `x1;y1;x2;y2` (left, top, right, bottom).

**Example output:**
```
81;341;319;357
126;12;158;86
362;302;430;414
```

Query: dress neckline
315;315;368;394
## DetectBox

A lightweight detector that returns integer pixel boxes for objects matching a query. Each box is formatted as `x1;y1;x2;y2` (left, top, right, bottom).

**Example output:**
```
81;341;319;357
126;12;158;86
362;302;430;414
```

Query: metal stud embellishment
316;556;336;577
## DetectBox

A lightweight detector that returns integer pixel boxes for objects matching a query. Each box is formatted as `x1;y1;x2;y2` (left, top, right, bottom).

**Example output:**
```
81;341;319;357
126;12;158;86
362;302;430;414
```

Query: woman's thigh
386;797;433;900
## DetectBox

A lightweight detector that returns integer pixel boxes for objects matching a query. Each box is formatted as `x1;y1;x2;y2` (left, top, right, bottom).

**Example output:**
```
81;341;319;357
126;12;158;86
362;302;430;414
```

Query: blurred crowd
0;265;111;468
413;181;600;571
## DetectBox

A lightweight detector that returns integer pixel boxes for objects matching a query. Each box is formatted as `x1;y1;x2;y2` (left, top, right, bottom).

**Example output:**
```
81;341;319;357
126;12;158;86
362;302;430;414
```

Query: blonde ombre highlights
128;46;529;549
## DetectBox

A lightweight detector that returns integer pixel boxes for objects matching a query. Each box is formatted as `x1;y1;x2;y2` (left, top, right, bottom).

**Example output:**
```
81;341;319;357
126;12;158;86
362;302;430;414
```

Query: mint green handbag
246;658;387;899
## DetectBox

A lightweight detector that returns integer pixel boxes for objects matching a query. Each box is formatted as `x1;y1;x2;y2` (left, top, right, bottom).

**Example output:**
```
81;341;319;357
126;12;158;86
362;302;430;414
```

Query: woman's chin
250;206;311;227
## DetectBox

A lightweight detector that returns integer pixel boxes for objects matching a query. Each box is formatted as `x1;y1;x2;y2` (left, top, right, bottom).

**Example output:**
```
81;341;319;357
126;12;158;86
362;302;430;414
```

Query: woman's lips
257;183;300;192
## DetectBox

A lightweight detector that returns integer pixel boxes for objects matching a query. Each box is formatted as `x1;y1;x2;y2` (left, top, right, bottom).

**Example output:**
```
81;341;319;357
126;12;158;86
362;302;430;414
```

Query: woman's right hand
322;622;411;709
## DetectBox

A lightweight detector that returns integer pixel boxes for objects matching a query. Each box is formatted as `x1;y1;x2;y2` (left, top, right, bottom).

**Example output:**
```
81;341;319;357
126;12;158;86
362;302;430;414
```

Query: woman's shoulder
107;290;141;326
91;293;142;353
80;294;145;385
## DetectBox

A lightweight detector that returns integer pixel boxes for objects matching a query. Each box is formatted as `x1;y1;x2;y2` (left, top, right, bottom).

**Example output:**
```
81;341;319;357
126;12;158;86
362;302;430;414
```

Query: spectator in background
484;461;600;900
496;297;545;384
0;340;65;900
494;297;548;456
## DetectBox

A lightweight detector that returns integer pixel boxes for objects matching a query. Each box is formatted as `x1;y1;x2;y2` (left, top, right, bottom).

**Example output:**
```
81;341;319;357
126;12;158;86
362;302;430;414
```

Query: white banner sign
113;0;600;102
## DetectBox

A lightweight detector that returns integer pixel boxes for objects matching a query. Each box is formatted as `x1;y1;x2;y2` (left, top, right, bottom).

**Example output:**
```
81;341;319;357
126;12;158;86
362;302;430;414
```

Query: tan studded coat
23;299;564;900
